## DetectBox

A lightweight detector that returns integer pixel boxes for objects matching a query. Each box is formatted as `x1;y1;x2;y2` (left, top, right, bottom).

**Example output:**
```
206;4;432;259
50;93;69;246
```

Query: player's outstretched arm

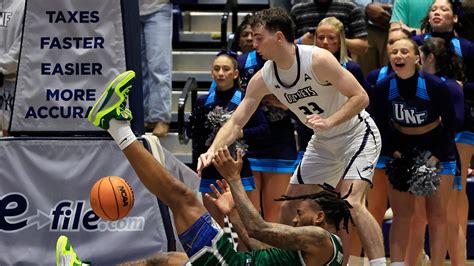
306;49;369;131
197;71;269;174
212;148;332;255
207;180;270;250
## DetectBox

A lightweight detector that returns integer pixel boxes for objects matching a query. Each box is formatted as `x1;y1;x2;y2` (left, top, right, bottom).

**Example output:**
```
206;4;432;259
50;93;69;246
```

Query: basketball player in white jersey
197;7;386;265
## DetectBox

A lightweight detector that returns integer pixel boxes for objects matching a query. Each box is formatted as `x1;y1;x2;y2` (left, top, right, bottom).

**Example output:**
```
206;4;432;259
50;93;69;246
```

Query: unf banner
0;139;170;265
10;0;126;132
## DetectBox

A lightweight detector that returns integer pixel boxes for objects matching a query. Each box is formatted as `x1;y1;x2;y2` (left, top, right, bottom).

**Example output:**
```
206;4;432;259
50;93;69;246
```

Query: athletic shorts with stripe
290;116;381;187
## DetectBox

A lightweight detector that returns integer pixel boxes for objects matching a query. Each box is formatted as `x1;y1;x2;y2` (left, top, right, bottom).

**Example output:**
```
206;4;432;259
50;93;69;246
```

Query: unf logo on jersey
0;12;13;27
393;102;427;125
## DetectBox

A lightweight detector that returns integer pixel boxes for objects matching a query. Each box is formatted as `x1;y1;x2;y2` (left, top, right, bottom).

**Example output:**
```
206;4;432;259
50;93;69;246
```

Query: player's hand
212;147;243;181
393;151;402;159
391;20;421;35
205;180;235;215
197;150;214;175
427;154;440;168
305;114;332;131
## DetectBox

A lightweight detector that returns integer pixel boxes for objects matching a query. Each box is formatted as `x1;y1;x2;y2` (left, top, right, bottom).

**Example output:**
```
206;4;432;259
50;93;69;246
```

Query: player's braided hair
275;184;354;233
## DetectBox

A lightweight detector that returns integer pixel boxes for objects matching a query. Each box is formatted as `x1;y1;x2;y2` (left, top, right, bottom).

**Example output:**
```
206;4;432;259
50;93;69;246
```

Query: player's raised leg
87;70;206;234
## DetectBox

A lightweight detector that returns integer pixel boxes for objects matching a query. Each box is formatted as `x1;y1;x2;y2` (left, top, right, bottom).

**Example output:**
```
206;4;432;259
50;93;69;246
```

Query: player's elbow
361;93;369;109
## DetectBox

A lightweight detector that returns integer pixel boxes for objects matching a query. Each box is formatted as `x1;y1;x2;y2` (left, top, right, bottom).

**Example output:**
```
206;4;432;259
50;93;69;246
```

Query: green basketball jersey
326;234;344;266
188;232;343;266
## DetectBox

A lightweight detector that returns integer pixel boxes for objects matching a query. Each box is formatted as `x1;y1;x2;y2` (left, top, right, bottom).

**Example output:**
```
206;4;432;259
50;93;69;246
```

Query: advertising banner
0;139;169;265
10;0;126;132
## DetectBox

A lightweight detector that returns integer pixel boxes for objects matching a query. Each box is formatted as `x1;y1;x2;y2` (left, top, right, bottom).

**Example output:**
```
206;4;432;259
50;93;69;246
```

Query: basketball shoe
88;70;135;130
56;235;83;266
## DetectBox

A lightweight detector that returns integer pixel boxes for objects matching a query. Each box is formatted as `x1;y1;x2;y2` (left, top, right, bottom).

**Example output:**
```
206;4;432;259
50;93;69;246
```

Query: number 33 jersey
261;44;371;138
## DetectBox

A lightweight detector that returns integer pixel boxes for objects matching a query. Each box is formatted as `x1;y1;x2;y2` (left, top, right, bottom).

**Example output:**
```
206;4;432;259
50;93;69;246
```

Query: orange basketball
89;176;135;221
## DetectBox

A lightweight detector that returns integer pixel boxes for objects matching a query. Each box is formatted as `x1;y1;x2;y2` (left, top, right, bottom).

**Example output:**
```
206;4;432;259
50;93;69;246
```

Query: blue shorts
375;155;390;169
248;158;299;173
439;161;456;175
199;176;255;193
178;212;220;258
455;131;474;145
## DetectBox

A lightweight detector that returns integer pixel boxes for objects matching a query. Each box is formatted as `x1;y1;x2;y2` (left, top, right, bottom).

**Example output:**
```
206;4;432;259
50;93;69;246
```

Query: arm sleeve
372;80;396;155
436;81;457;145
365;70;379;115
447;80;465;131
366;69;379;88
242;105;269;139
348;62;369;93
348;4;369;38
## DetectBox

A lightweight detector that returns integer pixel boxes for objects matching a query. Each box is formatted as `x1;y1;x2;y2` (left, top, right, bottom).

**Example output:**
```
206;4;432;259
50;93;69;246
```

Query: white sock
348;256;365;266
389;262;404;266
369;257;387;266
108;119;136;150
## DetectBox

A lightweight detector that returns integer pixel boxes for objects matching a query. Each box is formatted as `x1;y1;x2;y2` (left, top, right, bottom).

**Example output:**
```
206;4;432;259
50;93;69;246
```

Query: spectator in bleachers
290;0;369;56
315;17;368;92
0;0;25;136
372;38;457;266
139;0;173;137
354;0;394;76
406;36;466;266
389;0;433;35
187;52;268;227
230;14;255;55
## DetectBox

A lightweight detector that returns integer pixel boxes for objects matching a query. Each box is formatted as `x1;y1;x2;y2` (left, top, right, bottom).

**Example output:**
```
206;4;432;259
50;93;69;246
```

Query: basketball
89;176;135;221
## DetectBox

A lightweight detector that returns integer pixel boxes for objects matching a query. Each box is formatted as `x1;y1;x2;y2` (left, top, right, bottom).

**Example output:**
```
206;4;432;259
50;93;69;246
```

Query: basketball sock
108;119;136;150
369;257;387;266
348;256;365;264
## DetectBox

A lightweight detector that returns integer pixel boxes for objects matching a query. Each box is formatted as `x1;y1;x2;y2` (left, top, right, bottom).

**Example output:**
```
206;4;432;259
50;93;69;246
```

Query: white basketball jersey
261;45;370;138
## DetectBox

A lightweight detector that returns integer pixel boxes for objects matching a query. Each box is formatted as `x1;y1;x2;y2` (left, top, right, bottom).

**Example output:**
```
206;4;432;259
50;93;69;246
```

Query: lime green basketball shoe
88;70;135;130
56;235;82;266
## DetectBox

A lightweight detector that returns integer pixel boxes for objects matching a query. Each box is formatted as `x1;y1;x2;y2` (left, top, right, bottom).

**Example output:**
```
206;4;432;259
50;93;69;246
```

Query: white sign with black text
11;0;126;132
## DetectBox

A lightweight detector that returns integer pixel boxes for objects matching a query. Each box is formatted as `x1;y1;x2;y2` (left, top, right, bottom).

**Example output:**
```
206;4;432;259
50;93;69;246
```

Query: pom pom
386;149;440;196
385;155;412;192
262;105;288;122
187;105;210;149
407;150;440;196
205;106;248;158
